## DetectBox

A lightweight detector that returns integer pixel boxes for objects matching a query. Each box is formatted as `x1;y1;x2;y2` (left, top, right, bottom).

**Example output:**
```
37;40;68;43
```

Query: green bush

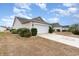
31;28;37;36
17;28;23;34
72;29;79;35
69;24;79;35
19;28;31;37
24;32;32;37
10;29;17;34
48;26;54;33
10;29;14;32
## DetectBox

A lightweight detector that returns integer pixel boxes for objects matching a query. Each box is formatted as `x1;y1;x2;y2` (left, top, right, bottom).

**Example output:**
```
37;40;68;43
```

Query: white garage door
34;24;49;34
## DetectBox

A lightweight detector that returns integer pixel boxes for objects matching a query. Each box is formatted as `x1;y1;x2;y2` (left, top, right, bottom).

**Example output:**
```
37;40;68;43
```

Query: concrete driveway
38;33;79;48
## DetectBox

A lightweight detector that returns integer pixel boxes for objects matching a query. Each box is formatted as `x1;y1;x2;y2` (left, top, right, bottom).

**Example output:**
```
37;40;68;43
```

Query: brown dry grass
0;32;79;56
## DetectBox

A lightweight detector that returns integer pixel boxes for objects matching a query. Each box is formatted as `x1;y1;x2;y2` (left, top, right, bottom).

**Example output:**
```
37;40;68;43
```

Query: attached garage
33;24;49;34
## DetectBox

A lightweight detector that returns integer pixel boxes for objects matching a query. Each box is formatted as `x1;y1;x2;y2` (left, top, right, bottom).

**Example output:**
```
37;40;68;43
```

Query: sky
0;3;79;27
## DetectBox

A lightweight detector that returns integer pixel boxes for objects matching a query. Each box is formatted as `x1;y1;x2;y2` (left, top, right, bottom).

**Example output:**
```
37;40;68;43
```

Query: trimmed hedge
23;32;32;37
31;28;37;36
17;28;23;34
18;28;31;37
48;26;54;33
10;29;17;34
10;29;14;32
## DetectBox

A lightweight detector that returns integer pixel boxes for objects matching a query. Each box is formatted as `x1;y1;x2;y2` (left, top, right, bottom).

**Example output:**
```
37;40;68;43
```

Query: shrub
24;32;32;37
48;26;54;33
72;29;79;35
19;28;31;37
31;28;37;36
10;29;17;34
17;28;23;34
69;24;79;35
10;29;14;32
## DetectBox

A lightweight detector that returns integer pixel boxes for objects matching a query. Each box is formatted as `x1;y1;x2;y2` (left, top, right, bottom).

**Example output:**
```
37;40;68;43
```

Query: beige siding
23;22;32;29
13;19;32;29
13;18;22;29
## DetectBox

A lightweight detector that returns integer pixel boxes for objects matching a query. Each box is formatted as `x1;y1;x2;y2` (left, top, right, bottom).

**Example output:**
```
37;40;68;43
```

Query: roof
0;26;7;29
51;23;69;28
15;16;48;24
15;16;30;24
51;23;61;27
62;26;69;28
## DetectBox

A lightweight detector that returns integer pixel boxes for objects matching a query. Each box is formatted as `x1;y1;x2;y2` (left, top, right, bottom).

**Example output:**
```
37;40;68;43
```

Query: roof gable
31;17;47;24
15;16;48;24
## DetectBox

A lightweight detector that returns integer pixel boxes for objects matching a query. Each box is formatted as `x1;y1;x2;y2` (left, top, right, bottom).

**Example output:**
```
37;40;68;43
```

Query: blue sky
0;3;79;27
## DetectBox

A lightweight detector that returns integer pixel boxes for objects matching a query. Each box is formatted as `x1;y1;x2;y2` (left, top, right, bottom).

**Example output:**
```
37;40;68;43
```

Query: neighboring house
0;26;7;32
51;23;69;32
12;16;50;34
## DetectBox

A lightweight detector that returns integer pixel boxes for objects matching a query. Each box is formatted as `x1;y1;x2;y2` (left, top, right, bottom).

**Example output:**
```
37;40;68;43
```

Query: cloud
15;13;31;19
1;15;14;27
63;3;76;7
49;3;78;17
73;14;79;18
15;3;32;10
13;7;26;14
50;9;70;16
50;7;78;16
47;17;59;23
35;3;47;10
13;4;32;19
68;7;78;13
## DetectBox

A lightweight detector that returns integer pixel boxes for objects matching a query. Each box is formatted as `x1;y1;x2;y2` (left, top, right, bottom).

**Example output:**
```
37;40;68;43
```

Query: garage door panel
34;24;49;34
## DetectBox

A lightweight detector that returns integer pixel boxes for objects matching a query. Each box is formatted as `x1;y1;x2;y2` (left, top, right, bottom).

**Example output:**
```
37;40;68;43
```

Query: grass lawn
0;32;5;36
0;32;79;56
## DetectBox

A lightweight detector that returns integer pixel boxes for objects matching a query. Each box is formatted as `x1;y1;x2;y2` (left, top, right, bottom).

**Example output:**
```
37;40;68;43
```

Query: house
0;26;7;32
12;16;50;34
12;16;69;33
51;23;69;32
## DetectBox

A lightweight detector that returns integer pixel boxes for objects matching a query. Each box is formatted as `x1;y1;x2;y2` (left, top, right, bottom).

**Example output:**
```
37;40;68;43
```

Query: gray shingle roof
51;23;69;28
0;26;7;29
62;26;69;28
52;23;61;27
15;16;30;24
15;16;48;24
